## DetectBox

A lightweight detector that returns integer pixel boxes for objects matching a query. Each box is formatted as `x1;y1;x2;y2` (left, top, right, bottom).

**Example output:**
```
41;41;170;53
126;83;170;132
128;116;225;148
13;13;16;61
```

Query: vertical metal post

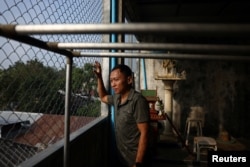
111;1;118;167
135;58;140;91
141;58;147;89
117;0;125;65
111;0;118;67
102;0;110;117
64;56;72;167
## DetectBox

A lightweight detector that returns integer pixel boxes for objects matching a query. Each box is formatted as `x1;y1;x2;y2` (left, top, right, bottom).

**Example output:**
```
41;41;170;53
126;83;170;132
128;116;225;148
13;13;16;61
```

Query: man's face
110;69;132;94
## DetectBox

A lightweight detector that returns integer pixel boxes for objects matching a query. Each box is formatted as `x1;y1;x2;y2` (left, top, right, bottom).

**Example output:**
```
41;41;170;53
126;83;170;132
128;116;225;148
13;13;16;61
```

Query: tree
71;63;97;95
71;63;100;117
0;60;100;117
0;59;65;113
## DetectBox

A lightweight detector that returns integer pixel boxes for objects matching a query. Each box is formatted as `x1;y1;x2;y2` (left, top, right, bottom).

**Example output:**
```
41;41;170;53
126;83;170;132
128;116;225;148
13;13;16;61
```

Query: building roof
0;111;97;165
0;138;38;167
14;114;97;148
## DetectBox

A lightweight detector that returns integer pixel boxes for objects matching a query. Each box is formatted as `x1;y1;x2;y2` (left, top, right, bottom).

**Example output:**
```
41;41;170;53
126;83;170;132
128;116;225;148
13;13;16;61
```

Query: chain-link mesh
0;0;103;166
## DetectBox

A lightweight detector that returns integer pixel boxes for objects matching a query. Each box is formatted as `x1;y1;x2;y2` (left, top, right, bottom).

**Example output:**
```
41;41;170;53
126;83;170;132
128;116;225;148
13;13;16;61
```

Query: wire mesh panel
0;0;103;166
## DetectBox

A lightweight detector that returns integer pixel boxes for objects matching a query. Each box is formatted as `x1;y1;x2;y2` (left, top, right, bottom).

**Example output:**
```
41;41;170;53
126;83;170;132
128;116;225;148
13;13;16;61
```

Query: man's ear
127;76;133;85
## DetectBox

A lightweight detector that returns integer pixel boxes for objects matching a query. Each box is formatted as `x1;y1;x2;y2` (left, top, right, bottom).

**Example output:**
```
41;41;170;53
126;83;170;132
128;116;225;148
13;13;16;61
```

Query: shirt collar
127;88;135;101
116;88;135;106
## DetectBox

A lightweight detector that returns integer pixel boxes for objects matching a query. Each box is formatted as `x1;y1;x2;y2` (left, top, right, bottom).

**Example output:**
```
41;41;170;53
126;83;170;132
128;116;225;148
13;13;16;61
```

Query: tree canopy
0;59;100;117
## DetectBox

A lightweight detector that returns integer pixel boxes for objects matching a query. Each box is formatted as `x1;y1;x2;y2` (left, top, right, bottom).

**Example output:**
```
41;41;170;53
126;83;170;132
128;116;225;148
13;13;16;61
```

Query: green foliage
76;100;101;117
71;63;100;117
0;60;100;117
0;59;65;113
71;63;97;96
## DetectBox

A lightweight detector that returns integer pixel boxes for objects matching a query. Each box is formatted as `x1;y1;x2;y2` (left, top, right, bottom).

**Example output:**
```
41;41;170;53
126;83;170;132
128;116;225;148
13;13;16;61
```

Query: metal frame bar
1;23;250;60
1;23;250;37
64;56;72;167
79;52;250;61
1;29;249;60
0;29;80;57
50;42;250;55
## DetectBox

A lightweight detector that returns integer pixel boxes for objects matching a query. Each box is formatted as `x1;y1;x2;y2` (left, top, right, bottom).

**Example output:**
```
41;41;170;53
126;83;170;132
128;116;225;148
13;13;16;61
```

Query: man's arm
96;75;109;103
94;61;109;103
135;122;149;166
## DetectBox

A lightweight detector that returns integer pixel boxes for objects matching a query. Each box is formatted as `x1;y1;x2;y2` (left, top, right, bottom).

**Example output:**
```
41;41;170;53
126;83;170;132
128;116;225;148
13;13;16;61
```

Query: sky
0;0;103;69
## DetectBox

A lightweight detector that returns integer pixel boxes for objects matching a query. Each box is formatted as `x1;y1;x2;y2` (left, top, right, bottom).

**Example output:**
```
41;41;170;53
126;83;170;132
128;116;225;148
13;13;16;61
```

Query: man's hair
111;64;132;77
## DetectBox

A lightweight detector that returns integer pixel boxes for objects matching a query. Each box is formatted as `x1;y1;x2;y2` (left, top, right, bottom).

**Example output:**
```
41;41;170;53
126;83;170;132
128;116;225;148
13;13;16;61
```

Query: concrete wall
140;59;165;99
142;59;250;139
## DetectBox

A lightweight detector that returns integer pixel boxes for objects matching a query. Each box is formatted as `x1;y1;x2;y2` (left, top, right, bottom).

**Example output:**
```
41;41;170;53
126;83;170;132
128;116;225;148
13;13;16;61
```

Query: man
93;61;151;167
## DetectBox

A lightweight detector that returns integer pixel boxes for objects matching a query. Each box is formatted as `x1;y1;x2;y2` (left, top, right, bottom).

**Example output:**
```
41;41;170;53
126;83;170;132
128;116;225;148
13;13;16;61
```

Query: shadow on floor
151;134;250;167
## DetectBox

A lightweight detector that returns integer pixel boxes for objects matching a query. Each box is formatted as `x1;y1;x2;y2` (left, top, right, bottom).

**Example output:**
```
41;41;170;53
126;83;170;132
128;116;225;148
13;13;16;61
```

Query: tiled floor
151;134;250;167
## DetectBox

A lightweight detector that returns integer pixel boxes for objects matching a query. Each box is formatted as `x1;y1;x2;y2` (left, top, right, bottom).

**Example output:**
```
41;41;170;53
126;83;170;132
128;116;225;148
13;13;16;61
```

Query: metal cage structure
1;0;250;167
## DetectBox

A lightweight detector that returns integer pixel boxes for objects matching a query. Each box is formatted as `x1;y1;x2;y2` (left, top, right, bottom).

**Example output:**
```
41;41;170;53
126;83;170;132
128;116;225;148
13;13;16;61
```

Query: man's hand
93;61;102;78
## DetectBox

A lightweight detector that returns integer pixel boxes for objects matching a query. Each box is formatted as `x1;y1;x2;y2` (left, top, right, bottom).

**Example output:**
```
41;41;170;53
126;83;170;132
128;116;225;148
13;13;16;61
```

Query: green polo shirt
107;88;150;166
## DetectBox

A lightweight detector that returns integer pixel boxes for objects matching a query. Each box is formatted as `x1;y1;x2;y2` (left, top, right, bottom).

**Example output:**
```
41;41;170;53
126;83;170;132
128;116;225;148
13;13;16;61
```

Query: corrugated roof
0;138;38;167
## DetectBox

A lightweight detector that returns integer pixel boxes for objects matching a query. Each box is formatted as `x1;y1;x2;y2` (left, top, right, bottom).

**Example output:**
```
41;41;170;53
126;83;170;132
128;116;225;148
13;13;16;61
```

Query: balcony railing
19;116;109;167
